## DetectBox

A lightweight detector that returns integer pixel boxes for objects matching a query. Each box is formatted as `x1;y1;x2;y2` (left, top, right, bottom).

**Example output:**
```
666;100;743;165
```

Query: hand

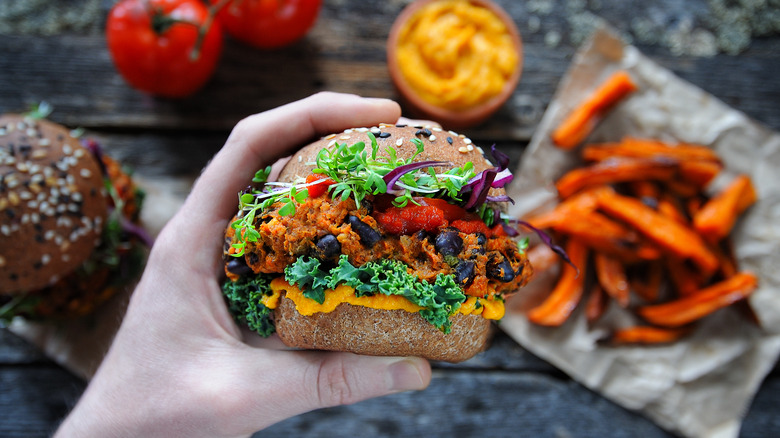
55;92;432;438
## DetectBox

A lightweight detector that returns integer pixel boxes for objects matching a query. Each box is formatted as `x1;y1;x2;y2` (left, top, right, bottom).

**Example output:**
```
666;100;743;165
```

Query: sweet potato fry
524;186;612;229
552;70;638;149
638;272;758;327
610;326;689;345
597;191;719;275
664;258;704;296
582;137;721;163
585;284;608;323
678;160;722;187
594;252;630;307
693;174;757;242
527;239;588;326
552;211;661;262
556;157;678;198
657;194;688;224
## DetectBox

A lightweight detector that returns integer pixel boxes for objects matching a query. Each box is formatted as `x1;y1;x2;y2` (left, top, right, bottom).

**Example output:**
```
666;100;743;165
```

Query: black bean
475;232;487;247
435;230;463;256
347;215;381;248
454;261;476;288
487;254;516;282
315;234;341;260
226;258;253;276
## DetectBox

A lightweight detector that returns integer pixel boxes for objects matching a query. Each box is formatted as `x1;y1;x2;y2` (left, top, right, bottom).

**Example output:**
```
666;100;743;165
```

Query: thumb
233;348;431;432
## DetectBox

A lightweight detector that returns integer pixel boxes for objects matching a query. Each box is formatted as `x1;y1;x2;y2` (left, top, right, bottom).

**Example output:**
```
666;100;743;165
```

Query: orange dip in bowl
388;0;522;128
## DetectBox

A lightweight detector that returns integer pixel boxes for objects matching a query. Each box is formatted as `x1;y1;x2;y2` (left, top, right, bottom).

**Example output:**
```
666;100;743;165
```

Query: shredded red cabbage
382;160;448;194
510;219;577;274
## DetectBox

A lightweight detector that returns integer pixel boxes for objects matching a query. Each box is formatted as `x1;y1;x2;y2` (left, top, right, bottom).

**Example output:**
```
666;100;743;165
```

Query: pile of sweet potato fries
523;70;759;344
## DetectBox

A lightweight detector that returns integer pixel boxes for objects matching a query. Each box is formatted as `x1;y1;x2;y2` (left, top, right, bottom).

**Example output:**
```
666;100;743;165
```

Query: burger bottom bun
274;295;493;363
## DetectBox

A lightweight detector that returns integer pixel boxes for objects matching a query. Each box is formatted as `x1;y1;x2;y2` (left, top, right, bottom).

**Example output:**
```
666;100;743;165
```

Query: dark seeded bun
0;115;108;295
275;295;493;363
273;124;502;362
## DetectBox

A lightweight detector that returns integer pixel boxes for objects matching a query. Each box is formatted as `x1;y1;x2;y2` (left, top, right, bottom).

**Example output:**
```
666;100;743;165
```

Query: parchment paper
501;26;780;438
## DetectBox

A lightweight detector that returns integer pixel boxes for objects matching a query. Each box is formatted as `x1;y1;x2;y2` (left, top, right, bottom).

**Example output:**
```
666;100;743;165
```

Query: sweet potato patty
224;195;532;298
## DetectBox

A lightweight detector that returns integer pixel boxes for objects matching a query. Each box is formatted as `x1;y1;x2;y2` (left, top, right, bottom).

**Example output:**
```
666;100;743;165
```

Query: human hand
55;93;432;438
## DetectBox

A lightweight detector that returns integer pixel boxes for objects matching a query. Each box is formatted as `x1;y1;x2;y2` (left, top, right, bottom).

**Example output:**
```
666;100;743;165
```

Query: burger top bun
0;115;108;295
279;124;499;186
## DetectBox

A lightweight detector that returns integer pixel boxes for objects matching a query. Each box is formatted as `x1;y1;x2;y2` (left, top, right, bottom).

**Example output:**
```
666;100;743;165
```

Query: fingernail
386;358;429;392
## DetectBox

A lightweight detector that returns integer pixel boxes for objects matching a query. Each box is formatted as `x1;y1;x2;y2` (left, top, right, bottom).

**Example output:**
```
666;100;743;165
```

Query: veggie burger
0;112;149;320
222;124;533;362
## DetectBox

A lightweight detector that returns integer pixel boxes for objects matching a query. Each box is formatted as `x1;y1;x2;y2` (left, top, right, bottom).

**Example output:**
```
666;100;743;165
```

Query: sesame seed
63;145;72;155
19;191;32;200
464;138;472;144
1;225;9;236
344;129;354;134
433;127;442;132
476;147;485;154
45;230;55;240
32;150;47;159
467;145;474;151
429;135;436;141
16;162;28;172
298;155;303;162
324;133;336;140
26;128;36;137
458;147;469;153
396;139;403;146
8;192;20;205
41;254;51;265
38;138;51;147
62;254;70;262
80;168;92;178
0;199;7;210
327;139;337;147
74;148;84;157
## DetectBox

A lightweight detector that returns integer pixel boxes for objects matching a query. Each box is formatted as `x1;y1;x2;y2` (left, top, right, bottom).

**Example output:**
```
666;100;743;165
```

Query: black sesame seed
422;128;432;137
5;209;14;219
378;132;391;138
415;129;424;136
33;261;43;269
35;234;44;243
447;137;453;145
395;124;407;128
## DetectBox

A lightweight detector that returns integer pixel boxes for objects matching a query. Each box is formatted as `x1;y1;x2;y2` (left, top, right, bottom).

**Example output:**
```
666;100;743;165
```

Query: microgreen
229;135;480;257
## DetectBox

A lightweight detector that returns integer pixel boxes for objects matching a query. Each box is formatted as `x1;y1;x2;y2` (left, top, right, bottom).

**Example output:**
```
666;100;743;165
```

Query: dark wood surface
2;1;780;437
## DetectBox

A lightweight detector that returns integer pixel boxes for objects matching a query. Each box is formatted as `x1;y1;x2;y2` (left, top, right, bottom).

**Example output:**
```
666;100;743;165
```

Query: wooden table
2;1;779;436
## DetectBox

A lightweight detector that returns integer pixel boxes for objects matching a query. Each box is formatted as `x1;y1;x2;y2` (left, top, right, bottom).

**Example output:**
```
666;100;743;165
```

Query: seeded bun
0;115;108;295
271;125;503;362
279;124;499;185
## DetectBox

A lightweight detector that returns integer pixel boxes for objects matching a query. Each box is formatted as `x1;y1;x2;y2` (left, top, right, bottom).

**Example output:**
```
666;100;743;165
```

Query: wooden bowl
387;0;523;130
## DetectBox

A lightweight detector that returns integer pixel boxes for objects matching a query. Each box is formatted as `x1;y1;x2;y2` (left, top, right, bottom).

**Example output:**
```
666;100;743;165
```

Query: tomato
214;0;321;49
106;0;223;97
305;173;335;198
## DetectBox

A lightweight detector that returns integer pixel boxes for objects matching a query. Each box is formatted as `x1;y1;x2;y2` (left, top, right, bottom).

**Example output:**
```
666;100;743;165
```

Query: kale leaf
222;274;275;337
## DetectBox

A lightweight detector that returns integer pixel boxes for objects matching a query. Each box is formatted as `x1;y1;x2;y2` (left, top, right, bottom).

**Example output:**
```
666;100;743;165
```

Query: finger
225;348;431;433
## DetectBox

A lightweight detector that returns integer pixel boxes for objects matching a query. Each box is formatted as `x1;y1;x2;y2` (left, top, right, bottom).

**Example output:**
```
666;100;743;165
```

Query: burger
0;112;150;320
221;124;533;362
